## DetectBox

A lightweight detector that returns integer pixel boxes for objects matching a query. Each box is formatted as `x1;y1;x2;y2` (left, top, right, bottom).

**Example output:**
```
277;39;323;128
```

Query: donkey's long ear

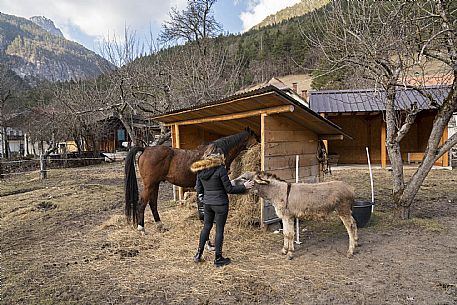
254;178;269;185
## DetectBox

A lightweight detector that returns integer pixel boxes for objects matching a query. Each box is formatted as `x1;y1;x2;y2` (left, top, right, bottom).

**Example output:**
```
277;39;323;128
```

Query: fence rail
0;156;106;178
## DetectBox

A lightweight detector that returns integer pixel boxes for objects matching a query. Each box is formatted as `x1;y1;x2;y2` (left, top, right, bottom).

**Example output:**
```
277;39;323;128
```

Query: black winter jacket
191;156;246;205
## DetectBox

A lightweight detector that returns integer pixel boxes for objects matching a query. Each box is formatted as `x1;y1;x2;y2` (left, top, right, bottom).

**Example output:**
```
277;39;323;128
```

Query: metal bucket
352;200;373;228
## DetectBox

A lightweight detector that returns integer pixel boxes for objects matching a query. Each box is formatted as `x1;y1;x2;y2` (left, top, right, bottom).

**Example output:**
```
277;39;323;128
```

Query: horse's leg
147;183;166;232
285;217;295;260
339;214;356;257
137;190;149;234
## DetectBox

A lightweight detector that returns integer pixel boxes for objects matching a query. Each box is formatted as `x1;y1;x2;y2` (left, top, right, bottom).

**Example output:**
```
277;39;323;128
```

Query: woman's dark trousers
198;204;228;256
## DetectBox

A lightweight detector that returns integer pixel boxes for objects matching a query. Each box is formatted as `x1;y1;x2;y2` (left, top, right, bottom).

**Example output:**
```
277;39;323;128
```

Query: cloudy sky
0;0;301;53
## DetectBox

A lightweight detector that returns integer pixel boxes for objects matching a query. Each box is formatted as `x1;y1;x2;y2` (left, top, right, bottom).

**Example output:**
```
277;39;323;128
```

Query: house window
117;129;126;141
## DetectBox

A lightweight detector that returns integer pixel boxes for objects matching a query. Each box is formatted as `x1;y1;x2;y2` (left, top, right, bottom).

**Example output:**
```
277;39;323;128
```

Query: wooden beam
318;134;344;140
154;91;276;121
381;121;387;169
165;105;294;126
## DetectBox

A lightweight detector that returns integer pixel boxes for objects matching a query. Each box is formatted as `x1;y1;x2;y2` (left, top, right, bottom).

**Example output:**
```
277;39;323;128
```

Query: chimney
301;90;309;101
292;82;298;93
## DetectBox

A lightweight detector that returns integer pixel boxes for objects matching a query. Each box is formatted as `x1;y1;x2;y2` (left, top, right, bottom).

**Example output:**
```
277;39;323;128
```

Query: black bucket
352;200;373;228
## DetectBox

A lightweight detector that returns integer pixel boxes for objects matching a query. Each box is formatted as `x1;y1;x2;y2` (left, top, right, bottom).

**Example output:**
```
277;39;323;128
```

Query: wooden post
40;154;47;179
440;126;449;166
381;122;387;168
260;113;266;228
174;124;184;201
170;125;178;201
319;113;329;170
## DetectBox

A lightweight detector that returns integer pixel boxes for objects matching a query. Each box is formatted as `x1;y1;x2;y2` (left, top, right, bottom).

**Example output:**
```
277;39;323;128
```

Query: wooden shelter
152;81;348;225
93;116;161;153
310;86;451;167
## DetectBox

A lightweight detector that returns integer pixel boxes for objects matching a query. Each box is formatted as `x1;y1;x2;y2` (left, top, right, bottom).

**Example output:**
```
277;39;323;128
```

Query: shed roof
309;85;451;113
152;82;348;138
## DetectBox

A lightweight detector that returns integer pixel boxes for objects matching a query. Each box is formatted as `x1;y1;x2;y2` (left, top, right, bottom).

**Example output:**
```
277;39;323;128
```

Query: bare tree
306;0;457;218
48;2;240;149
160;0;222;53
0;65;28;158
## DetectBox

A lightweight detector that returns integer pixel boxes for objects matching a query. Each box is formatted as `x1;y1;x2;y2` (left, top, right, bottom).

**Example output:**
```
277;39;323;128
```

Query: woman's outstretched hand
243;180;254;189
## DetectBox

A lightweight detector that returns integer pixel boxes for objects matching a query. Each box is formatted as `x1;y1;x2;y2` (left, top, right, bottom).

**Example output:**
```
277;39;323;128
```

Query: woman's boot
214;254;231;267
193;248;204;263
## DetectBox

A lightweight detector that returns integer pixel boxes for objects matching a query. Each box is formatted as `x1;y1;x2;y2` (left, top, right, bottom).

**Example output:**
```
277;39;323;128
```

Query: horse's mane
211;130;249;155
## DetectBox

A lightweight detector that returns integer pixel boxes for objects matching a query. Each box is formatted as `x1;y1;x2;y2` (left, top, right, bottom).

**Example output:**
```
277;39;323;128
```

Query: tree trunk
396;87;457;218
384;85;406;202
3;126;9;159
118;114;138;146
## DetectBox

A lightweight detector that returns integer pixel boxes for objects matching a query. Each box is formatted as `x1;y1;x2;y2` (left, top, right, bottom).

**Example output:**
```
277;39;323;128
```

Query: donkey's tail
124;146;145;226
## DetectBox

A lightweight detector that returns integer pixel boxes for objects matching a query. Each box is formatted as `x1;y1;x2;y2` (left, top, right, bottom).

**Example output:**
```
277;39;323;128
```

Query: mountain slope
0;12;113;83
30;16;64;38
252;0;330;30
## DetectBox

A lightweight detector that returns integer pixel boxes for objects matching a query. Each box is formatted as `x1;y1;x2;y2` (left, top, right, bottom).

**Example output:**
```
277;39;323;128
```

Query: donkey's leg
351;215;359;247
285;217;295;260
281;218;288;255
339;215;356;257
147;183;166;232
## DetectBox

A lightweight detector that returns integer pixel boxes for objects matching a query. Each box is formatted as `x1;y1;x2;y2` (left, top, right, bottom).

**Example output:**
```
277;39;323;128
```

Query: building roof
152;81;349;139
309;85;452;113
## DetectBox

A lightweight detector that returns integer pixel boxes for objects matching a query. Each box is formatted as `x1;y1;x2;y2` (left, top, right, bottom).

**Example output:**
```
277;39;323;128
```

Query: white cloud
240;0;301;31
0;0;188;44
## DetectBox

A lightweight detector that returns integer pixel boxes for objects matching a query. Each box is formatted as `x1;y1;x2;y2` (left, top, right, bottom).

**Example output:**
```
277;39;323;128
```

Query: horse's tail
124;146;145;226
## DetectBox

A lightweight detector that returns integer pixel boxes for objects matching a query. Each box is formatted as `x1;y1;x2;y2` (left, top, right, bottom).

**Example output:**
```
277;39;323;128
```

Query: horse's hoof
156;223;168;233
281;248;288;255
287;253;294;260
137;225;146;235
346;251;354;258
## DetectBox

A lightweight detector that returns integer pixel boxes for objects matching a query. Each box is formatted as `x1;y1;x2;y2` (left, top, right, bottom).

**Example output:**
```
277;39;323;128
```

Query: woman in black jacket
190;144;254;267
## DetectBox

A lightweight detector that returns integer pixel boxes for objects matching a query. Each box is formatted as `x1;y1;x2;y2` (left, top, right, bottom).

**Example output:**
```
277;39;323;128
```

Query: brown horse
124;128;259;233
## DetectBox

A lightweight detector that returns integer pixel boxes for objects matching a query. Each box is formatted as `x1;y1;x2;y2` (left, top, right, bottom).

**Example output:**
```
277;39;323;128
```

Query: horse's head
212;128;259;168
244;127;260;148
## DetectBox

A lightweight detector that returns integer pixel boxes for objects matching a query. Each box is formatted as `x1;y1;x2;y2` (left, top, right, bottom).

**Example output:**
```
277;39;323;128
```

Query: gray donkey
239;171;358;259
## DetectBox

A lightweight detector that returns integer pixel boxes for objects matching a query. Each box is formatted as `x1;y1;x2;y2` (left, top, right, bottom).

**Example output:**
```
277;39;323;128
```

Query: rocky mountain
0;12;113;83
29;16;64;38
252;0;330;30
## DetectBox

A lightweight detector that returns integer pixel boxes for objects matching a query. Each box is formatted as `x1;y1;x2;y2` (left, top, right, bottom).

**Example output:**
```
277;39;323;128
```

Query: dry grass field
1;163;456;304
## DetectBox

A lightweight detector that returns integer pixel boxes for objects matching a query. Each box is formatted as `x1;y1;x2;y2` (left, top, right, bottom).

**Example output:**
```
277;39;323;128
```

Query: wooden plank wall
178;125;221;149
327;115;379;164
264;115;319;183
328;111;448;166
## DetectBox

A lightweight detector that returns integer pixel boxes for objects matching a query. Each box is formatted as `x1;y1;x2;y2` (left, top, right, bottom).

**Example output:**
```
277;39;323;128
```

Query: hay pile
182;191;197;209
229;143;261;227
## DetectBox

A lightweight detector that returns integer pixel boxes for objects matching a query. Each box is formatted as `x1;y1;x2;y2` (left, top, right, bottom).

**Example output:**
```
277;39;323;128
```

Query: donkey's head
250;172;289;209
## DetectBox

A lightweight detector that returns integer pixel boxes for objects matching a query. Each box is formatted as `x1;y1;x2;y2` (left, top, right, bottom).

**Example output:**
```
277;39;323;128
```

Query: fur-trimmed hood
190;155;225;174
